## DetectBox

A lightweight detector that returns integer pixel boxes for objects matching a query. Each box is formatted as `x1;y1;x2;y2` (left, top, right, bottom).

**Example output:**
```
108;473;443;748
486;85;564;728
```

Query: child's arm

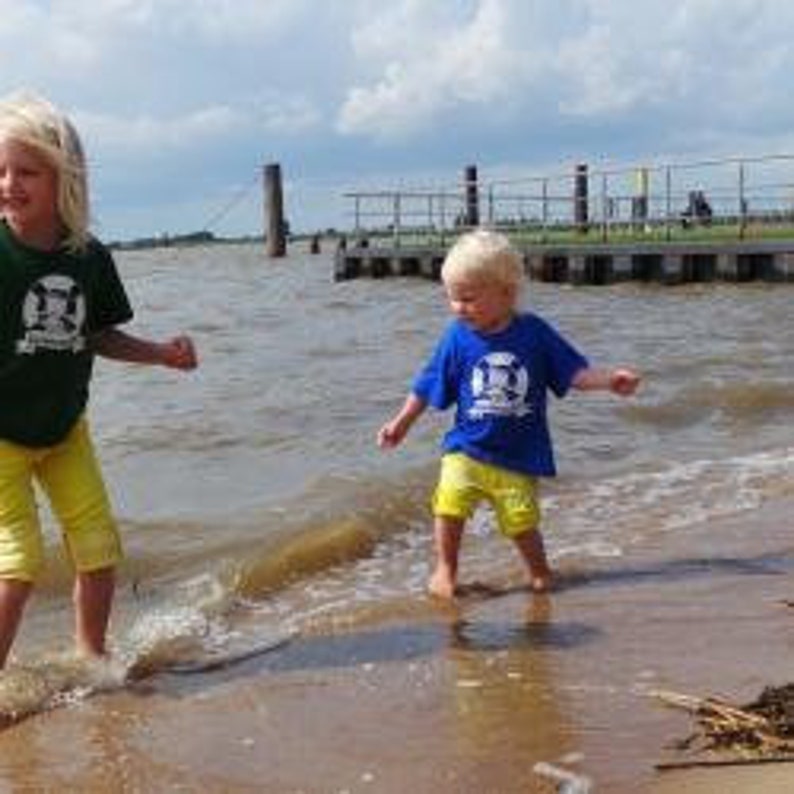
90;328;198;370
377;393;427;448
572;366;640;396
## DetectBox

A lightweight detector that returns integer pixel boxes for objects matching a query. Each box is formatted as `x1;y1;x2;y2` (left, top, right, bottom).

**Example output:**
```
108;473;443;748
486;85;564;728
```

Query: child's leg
489;466;549;592
0;579;33;667
37;418;123;659
73;567;115;657
512;529;553;593
428;515;464;598
0;440;45;668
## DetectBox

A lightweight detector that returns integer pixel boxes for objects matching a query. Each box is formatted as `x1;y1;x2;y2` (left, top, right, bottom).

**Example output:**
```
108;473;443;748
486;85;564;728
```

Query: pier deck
334;239;794;284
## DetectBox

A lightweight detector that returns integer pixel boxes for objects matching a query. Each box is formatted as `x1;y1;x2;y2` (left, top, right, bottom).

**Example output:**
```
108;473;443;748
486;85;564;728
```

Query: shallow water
1;241;792;790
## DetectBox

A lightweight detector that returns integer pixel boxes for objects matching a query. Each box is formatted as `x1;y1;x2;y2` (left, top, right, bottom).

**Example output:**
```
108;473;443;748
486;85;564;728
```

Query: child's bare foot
512;530;554;594
428;569;456;599
530;572;553;593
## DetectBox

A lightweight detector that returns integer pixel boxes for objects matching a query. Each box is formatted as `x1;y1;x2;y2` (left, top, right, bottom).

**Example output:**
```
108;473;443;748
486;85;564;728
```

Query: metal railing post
440;192;447;246
601;173;608;242
738;161;746;239
428;194;434;242
393;193;401;247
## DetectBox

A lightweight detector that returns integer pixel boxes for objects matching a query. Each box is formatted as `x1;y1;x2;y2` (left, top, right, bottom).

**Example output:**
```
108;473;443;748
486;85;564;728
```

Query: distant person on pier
0;91;198;668
377;229;640;598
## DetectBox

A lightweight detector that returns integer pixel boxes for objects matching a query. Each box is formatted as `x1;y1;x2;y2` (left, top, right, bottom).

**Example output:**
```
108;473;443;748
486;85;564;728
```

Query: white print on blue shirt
469;351;532;419
16;274;86;354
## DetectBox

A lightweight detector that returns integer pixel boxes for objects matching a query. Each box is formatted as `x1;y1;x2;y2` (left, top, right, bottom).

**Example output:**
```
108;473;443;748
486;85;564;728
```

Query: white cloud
77;106;243;154
337;0;530;138
0;1;99;78
0;0;309;103
176;0;300;42
553;0;794;123
336;0;794;143
33;0;300;43
77;97;320;158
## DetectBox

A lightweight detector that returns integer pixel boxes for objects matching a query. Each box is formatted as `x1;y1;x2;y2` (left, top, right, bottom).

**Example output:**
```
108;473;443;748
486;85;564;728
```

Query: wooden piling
263;162;286;258
464;165;479;227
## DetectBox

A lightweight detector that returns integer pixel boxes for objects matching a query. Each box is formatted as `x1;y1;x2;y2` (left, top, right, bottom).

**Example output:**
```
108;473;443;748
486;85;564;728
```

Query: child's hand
162;335;198;370
610;368;640;396
377;419;406;449
377;395;425;449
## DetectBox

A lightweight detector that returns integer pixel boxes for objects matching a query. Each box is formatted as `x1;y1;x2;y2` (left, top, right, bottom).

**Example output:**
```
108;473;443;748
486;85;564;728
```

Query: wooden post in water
263;162;286;257
574;162;589;234
464;164;479;227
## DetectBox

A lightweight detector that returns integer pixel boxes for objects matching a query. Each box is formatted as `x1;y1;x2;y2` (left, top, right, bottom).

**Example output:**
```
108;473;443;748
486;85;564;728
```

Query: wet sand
647;765;794;794
1;499;793;792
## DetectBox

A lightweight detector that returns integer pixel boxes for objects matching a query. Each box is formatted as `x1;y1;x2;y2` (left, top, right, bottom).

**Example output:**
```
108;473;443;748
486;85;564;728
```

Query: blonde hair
441;228;525;292
0;92;90;252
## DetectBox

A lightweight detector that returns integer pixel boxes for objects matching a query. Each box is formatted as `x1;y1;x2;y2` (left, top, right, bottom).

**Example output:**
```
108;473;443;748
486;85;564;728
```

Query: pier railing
342;154;794;247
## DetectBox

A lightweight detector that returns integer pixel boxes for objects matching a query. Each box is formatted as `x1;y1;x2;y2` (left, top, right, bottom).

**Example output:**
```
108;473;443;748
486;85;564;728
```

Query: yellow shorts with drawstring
0;416;122;581
431;452;541;539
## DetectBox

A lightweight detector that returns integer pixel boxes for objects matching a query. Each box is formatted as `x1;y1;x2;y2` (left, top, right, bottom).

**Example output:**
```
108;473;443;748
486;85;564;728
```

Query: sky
2;0;794;241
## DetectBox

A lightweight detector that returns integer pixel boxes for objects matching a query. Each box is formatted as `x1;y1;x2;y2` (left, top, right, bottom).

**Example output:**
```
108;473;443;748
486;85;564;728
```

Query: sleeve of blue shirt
411;322;459;410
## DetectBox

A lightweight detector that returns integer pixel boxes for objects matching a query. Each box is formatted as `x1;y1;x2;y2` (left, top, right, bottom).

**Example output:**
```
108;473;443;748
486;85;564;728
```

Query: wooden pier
334;239;794;284
334;155;794;285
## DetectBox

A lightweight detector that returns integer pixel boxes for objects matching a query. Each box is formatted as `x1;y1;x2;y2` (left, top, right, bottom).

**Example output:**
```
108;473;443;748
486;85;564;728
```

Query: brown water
0;241;792;791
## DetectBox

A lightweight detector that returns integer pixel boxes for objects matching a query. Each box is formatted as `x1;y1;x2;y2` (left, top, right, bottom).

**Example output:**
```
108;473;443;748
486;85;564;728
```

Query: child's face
0;137;60;249
444;276;516;334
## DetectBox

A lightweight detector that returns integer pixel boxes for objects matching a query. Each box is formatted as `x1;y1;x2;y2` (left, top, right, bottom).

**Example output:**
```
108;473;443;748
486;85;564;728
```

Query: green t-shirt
0;221;133;447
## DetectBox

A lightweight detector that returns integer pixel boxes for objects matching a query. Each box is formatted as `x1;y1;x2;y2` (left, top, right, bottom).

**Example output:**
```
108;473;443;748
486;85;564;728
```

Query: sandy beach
647;766;794;794
0;497;790;792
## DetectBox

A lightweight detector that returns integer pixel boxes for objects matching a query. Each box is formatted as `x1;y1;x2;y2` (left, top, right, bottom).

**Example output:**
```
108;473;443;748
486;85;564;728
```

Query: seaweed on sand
653;684;794;769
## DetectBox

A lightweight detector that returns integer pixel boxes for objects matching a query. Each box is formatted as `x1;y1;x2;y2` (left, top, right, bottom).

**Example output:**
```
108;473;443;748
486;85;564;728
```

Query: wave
625;380;794;429
122;443;794;634
0;654;127;728
548;445;794;560
34;439;794;610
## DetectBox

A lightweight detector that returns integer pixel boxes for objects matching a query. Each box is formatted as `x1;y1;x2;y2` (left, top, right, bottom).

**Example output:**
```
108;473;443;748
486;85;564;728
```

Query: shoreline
0;498;793;792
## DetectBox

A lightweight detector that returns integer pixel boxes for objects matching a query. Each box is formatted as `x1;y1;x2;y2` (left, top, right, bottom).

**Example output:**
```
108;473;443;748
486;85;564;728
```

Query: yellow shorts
0;416;122;581
432;452;541;539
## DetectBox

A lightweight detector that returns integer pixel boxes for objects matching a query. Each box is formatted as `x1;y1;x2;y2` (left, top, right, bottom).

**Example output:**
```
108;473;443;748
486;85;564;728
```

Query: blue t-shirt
412;313;588;476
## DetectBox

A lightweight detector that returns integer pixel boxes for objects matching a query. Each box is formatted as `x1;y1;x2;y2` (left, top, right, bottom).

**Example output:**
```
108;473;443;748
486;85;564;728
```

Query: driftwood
652;684;794;769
